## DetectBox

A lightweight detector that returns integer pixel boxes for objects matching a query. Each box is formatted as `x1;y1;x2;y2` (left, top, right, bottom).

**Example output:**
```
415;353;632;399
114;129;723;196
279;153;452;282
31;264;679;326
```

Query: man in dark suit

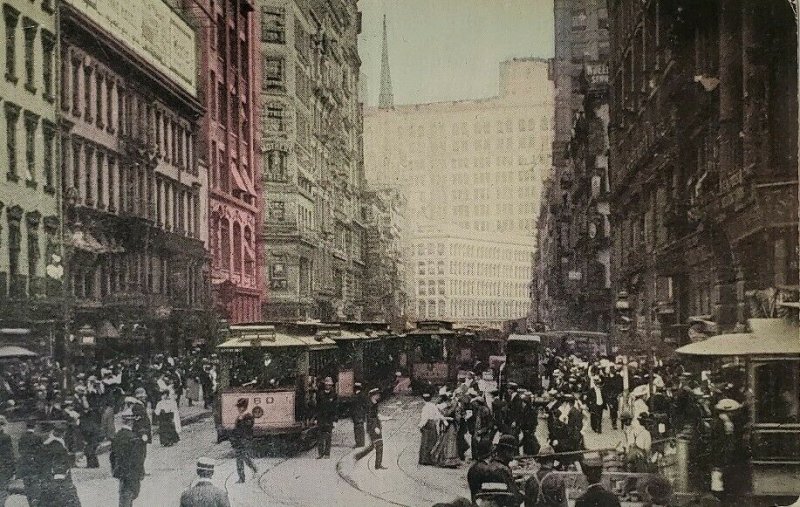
180;457;230;507
354;388;385;469
0;416;15;506
130;389;151;476
231;398;257;483
575;455;620;507
587;378;605;434
351;382;366;448
602;367;624;430
111;410;145;507
315;377;338;458
39;422;81;507
18;418;44;507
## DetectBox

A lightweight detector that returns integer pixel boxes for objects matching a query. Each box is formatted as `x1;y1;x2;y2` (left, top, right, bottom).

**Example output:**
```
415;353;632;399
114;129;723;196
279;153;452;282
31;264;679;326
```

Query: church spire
378;14;394;109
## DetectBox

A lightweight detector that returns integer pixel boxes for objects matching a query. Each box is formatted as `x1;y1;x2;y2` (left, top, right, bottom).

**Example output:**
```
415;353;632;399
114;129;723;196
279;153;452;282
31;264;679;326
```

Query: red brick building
184;0;262;323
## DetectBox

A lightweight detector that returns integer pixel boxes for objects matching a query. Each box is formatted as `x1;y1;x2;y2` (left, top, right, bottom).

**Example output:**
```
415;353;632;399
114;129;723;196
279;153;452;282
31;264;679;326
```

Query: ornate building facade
184;0;262;324
608;0;798;350
60;0;210;355
531;0;610;332
258;0;366;321
0;0;61;348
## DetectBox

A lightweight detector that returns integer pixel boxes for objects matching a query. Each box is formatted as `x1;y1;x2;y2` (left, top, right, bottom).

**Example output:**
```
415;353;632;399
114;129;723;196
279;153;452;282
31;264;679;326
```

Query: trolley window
226;349;299;389
414;335;445;362
751;359;800;462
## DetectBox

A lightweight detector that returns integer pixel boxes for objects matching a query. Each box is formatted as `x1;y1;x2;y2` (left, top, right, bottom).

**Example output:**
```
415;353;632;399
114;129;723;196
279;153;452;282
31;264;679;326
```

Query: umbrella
0;346;38;359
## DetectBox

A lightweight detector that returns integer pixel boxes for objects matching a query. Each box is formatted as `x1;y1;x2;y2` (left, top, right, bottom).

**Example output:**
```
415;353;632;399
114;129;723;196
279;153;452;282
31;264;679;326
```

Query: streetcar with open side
213;322;338;449
405;320;473;391
331;321;399;406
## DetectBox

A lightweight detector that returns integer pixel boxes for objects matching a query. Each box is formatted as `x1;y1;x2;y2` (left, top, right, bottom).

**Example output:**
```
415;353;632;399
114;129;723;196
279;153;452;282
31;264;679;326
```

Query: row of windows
371;116;551;137
70;252;202;308
208;139;255;206
412;242;530;262
3;102;56;190
3;5;55;100
62;135;202;239
415;299;528;320
0;205;57;299
61;47;198;176
415;260;531;280
208;68;251;144
210;216;256;278
416;279;529;298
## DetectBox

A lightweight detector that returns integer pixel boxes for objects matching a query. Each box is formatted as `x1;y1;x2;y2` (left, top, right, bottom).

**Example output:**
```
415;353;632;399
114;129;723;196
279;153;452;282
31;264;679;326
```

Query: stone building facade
0;0;61;348
408;225;533;328
363;188;406;330
60;0;210;355
183;0;262;324
258;0;366;321
531;0;610;333
608;0;798;350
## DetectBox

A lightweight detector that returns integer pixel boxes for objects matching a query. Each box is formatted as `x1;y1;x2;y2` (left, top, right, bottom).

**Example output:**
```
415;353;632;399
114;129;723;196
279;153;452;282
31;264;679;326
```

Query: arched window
232;222;242;273
220;218;230;271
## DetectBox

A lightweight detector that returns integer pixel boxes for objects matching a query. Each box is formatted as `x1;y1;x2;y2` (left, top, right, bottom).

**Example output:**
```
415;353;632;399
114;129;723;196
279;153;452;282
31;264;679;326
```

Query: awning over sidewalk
676;319;800;356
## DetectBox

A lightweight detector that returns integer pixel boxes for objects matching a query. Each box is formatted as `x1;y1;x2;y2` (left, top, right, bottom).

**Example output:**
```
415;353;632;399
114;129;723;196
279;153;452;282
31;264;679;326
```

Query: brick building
608;0;798;349
258;0;367;321
60;0;210;355
183;0;262;324
0;0;61;348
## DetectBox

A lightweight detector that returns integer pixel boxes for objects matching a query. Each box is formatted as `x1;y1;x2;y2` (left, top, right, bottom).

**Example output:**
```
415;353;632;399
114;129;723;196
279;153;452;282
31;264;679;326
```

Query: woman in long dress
418;393;442;465
430;396;461;468
154;390;181;447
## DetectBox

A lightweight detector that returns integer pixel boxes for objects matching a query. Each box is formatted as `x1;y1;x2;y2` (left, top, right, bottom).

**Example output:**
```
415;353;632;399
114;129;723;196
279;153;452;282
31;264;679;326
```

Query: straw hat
715;399;742;412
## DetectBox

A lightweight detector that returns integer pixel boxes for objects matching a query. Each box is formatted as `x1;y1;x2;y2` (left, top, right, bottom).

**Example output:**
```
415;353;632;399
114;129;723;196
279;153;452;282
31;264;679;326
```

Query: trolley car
504;333;543;392
332;321;397;405
214;323;338;447
406;320;473;390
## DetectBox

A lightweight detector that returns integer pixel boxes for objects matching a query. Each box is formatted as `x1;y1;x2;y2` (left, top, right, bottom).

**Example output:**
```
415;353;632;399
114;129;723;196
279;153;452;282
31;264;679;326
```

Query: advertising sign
220;391;295;430
337;369;355;398
66;0;197;96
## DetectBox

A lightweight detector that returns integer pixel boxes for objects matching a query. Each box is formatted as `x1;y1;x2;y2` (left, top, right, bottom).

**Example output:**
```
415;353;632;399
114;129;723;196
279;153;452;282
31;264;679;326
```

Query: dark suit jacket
111;427;144;482
17;430;44;478
0;432;14;482
316;390;338;426
131;402;152;441
575;484;621;507
180;480;231;507
41;438;73;477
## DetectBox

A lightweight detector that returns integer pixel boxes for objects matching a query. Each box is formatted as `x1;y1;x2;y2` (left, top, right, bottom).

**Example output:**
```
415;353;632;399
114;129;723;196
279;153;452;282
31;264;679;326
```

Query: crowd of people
0;350;221;506
412;346;752;506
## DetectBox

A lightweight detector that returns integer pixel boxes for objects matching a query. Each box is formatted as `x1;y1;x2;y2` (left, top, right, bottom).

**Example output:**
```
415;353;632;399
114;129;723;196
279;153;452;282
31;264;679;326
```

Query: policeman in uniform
111;410;145;507
179;458;231;507
232;398;258;482
315;377;338;458
354;388;386;469
130;389;151;476
351;382;366;448
40;422;81;507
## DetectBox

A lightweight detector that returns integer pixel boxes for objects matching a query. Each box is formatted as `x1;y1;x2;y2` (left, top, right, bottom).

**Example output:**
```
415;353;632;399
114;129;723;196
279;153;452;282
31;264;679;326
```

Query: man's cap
421;393;431;400
354;382;362;389
715;398;742;412
496;434;517;452
506;382;518;390
323;377;334;385
368;387;380;396
124;396;139;405
474;437;493;460
197;457;216;472
538;446;555;458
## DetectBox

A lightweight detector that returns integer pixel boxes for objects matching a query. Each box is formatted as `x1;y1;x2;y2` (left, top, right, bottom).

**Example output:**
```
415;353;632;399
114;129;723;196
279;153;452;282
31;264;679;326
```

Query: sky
357;0;554;106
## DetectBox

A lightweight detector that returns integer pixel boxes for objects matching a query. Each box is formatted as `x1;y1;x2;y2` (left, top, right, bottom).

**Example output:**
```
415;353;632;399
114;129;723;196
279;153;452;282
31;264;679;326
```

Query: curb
96;410;211;455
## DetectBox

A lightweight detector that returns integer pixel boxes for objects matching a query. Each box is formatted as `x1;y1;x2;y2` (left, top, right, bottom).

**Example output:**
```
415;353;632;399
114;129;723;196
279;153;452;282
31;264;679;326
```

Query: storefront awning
230;164;256;198
676;319;800;356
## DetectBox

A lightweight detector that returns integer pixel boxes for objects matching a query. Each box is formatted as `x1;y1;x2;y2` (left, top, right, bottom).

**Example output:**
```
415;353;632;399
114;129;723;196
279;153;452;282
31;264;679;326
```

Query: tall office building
364;58;553;326
258;0;367;321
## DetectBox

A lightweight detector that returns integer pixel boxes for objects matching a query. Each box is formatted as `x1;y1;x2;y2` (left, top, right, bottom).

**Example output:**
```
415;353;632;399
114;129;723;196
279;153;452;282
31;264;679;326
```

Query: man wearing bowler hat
180;457;230;507
111;409;144;507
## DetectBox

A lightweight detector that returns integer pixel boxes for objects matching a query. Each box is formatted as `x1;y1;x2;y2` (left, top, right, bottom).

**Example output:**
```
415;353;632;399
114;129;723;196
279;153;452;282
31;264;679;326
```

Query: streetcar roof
676;319;800;357
217;325;337;350
507;334;543;343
